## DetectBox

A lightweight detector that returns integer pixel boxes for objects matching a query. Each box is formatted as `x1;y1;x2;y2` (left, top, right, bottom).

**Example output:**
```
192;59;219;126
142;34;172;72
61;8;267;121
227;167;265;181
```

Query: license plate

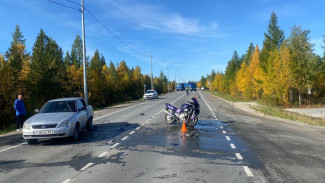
34;130;53;135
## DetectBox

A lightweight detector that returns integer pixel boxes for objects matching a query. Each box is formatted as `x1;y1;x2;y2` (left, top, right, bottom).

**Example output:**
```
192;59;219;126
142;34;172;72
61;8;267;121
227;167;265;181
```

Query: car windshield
146;91;154;93
40;101;76;113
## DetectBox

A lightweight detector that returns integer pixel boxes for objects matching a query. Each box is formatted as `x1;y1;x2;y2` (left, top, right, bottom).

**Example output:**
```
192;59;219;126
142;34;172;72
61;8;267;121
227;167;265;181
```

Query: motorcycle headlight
57;120;70;128
23;122;31;129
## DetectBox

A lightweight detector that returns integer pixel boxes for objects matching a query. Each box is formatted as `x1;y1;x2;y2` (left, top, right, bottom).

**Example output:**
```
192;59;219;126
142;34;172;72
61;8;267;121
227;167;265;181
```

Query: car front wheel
87;117;93;130
72;124;80;141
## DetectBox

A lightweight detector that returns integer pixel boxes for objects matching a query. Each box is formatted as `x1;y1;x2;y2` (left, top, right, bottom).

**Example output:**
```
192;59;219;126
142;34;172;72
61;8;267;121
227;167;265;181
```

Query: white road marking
121;136;128;141
243;166;254;177
222;130;227;134
225;136;231;141
98;151;107;158
135;127;141;130
171;93;186;104
145;120;149;123
230;143;236;149
80;163;94;171
213;115;216;118
94;101;146;121
111;143;120;149
235;153;243;160
0;142;27;153
129;131;135;135
62;179;70;183
220;126;224;129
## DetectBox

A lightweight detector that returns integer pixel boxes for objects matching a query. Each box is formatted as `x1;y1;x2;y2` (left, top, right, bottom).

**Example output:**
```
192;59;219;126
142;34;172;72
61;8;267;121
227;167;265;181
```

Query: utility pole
81;0;88;104
150;53;153;90
175;72;176;91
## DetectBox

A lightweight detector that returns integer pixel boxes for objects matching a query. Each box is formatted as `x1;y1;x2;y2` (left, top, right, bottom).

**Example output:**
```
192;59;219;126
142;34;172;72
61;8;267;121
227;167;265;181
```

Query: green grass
0;124;17;135
252;105;325;127
205;90;325;127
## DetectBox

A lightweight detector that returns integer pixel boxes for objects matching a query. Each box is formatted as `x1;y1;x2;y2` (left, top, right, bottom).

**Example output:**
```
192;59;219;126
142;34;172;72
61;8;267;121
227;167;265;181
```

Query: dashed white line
222;130;227;134
80;163;94;171
220;126;224;129
98;151;107;158
111;143;120;149
235;153;243;160
243;166;254;177
135;127;141;130
225;136;231;141
62;179;70;183
230;143;236;149
129;131;135;135
94;101;146;121
121;136;128;141
0;142;27;153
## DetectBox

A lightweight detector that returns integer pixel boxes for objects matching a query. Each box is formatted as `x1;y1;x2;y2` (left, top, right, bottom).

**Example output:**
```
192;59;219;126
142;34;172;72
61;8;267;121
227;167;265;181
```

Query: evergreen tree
260;12;285;72
71;35;83;67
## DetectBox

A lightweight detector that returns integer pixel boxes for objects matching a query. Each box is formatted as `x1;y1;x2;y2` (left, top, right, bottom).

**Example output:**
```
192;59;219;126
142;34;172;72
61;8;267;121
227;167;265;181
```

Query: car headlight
23;122;31;129
57;120;70;128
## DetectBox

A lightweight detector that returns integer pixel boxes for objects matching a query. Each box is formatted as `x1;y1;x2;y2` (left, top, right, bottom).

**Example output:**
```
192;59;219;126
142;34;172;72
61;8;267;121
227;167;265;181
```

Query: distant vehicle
189;82;197;91
184;83;188;89
23;98;94;144
143;90;158;99
201;87;205;91
176;83;185;91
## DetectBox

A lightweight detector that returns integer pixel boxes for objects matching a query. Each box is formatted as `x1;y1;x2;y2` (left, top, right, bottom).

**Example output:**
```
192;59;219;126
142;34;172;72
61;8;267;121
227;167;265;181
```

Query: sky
0;0;324;82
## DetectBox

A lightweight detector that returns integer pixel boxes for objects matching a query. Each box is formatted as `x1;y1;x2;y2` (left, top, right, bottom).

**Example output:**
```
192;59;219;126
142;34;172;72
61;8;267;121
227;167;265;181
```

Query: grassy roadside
205;90;325;127
0;124;17;135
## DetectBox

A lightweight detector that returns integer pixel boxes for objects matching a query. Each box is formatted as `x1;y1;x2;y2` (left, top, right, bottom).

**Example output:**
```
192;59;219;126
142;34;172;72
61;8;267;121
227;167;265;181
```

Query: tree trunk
298;91;301;106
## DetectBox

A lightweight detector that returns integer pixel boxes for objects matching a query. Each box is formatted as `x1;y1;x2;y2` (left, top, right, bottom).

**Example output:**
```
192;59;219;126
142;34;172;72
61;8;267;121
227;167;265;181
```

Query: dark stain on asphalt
153;174;177;179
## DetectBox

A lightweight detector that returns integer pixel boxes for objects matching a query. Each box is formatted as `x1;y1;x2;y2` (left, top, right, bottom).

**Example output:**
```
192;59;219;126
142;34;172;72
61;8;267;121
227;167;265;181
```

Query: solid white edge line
243;166;254;177
225;136;231;141
80;163;94;171
135;127;141;130
235;153;243;160
0;142;27;153
98;151;107;158
62;179;70;183
230;143;236;149
129;131;135;135
111;143;120;148
121;136;128;141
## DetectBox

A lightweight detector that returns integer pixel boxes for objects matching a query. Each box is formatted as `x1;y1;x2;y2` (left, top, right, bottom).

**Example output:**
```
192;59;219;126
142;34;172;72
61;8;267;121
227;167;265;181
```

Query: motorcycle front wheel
188;115;198;127
165;113;176;124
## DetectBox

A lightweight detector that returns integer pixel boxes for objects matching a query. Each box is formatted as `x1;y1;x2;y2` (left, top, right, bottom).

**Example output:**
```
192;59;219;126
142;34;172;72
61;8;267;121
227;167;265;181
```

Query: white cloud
97;0;218;36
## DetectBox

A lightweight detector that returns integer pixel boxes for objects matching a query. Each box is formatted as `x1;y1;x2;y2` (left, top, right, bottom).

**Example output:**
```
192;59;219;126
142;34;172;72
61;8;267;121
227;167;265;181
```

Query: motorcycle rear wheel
165;113;176;124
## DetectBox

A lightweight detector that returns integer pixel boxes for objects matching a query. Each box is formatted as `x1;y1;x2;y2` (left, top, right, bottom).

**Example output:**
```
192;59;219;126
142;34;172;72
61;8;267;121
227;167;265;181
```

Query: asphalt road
0;91;324;183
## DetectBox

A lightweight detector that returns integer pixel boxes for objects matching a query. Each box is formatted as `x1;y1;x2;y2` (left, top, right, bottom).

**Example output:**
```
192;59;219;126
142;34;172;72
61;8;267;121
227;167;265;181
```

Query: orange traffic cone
181;122;188;132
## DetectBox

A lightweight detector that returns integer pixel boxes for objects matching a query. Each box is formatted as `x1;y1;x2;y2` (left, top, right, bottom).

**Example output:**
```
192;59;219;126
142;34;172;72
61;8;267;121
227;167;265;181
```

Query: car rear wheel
72;124;80;141
27;139;38;145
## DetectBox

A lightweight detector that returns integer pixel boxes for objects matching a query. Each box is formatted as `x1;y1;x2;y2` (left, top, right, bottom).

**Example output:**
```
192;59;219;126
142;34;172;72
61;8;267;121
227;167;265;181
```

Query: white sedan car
143;90;158;100
23;98;94;144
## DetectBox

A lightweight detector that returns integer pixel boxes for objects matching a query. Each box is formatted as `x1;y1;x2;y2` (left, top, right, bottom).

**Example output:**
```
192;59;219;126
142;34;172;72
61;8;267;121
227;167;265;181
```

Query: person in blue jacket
14;95;26;131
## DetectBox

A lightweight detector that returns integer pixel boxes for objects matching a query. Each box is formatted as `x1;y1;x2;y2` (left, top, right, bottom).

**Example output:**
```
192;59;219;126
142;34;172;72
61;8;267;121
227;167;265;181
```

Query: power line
47;0;80;11
65;0;80;6
48;0;151;57
84;7;150;57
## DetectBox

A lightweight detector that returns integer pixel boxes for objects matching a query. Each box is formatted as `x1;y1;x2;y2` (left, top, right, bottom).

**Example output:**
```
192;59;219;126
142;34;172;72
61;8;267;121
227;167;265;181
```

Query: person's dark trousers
16;115;24;129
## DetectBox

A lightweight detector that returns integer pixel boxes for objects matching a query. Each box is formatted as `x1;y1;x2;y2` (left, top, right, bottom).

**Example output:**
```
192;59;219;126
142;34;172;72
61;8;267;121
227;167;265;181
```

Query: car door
76;99;88;129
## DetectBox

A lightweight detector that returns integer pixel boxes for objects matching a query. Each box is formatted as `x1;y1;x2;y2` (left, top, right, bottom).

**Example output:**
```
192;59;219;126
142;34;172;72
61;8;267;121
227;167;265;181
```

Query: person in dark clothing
14;95;26;131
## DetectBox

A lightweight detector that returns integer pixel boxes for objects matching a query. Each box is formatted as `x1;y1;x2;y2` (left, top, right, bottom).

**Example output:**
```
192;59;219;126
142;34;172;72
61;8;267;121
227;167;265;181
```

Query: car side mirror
79;106;86;111
35;109;39;113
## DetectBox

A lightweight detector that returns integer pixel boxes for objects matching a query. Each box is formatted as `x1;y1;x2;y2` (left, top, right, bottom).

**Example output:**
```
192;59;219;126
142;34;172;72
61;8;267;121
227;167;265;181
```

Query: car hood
27;113;76;125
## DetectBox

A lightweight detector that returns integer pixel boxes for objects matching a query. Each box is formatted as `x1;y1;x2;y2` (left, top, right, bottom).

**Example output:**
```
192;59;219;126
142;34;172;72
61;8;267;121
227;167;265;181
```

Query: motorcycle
163;98;200;127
